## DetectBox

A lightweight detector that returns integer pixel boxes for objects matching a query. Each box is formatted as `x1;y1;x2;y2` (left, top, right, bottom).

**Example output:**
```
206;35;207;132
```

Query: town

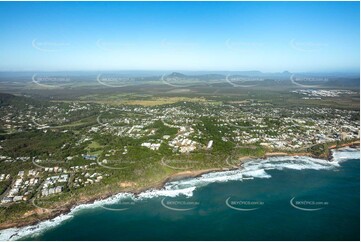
0;93;359;210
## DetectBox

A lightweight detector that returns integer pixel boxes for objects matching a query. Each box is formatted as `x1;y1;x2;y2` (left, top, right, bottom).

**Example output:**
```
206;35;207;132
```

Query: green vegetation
0;82;359;229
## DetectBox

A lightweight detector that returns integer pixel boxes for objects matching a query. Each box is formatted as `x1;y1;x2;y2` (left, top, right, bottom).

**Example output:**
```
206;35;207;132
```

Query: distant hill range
162;71;359;88
0;71;359;89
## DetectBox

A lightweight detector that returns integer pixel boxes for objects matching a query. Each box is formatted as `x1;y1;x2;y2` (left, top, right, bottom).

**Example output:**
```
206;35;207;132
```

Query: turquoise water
1;148;359;241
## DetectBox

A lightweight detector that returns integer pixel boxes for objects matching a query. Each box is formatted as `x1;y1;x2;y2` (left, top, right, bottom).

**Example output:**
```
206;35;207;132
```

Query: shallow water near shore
1;148;359;241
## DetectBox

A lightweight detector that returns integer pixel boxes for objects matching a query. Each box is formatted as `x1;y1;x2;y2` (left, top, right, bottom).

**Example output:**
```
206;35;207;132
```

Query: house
13;196;24;202
207;140;213;149
82;155;97;160
1;197;13;204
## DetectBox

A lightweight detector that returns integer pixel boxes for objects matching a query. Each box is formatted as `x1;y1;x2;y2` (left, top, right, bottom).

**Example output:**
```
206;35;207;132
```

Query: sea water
0;147;359;241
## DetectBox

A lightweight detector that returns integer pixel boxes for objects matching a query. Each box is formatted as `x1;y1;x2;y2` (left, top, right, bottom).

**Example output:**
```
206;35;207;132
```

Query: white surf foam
135;153;347;201
0;147;358;240
0;193;134;241
331;147;360;162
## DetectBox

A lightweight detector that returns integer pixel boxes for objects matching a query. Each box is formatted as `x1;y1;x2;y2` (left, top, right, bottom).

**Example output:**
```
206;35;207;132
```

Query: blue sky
0;1;359;72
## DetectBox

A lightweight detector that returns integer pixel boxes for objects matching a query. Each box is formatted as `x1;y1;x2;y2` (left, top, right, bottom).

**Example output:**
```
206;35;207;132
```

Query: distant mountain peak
168;72;187;78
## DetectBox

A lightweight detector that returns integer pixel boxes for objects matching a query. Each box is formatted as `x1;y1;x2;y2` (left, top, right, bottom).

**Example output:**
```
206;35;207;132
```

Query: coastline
0;141;359;232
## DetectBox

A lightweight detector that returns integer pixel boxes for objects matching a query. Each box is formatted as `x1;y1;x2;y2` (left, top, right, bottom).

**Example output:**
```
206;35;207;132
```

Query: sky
0;1;359;73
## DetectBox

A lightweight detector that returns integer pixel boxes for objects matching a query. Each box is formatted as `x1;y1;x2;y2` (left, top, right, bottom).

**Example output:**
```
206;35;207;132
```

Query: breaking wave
0;147;359;240
331;146;360;161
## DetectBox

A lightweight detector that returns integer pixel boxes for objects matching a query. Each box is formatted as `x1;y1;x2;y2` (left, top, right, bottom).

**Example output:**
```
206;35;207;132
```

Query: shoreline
0;141;359;232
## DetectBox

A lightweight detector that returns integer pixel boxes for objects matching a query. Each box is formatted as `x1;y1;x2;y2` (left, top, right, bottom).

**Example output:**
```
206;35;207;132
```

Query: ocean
0;147;359;241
